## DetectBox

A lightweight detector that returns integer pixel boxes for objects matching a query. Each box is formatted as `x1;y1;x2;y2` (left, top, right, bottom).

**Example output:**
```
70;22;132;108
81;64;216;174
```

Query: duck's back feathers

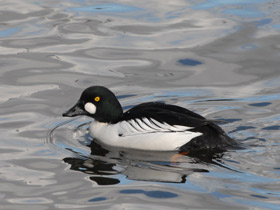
121;102;211;128
120;102;237;151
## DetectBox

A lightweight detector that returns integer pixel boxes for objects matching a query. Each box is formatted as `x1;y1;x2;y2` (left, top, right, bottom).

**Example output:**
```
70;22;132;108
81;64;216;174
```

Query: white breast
89;118;202;151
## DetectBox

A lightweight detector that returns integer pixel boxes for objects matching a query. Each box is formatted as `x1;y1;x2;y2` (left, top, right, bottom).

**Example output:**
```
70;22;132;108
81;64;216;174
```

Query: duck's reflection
63;140;225;185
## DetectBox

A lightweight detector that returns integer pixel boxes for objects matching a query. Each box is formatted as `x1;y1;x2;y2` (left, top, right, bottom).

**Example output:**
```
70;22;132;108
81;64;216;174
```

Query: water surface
0;0;280;209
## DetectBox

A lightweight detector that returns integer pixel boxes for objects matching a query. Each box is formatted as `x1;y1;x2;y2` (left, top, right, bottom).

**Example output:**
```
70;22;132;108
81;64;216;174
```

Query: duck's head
63;86;123;123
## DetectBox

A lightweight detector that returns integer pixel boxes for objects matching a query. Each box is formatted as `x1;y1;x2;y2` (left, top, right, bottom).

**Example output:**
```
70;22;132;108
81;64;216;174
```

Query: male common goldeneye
63;86;237;151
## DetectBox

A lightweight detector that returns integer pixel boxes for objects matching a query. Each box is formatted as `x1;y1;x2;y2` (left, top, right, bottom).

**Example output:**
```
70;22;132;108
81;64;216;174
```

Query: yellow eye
94;96;100;102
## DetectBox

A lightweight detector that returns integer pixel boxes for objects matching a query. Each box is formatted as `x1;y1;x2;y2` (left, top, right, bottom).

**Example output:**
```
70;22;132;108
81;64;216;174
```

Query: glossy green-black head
63;86;123;123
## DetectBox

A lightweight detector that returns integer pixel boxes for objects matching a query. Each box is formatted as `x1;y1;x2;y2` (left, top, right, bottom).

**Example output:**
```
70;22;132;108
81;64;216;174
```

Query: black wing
121;102;212;128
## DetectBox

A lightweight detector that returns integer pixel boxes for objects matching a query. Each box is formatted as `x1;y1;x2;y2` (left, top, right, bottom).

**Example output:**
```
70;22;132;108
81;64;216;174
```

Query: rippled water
1;0;280;209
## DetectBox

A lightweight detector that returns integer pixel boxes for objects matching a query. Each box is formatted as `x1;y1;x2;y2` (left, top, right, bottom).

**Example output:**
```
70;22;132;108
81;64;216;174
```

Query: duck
63;86;238;152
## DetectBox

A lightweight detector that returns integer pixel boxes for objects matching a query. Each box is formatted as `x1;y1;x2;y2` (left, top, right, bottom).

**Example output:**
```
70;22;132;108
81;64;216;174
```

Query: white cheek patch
84;102;96;115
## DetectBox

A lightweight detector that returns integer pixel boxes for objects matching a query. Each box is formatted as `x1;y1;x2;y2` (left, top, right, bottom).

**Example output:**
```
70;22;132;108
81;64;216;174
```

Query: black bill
62;101;86;117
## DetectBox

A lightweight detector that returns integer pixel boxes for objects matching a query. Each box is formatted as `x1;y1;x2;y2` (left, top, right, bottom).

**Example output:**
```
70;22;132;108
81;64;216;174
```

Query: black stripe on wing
128;120;142;132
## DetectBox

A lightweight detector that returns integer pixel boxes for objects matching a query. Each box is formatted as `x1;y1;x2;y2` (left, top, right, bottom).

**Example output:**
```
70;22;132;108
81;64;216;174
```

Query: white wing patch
89;118;202;151
120;118;193;136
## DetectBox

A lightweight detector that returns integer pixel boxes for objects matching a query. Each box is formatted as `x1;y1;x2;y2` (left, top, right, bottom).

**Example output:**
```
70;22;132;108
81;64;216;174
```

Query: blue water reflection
177;58;203;66
120;189;178;199
223;8;265;18
70;4;141;13
254;18;272;26
0;27;20;37
193;0;269;10
88;197;107;202
192;0;269;19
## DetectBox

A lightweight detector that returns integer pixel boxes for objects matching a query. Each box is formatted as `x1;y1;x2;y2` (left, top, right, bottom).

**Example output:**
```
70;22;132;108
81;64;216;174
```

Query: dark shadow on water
177;58;203;66
249;102;271;107
63;140;239;185
119;189;178;198
262;125;280;130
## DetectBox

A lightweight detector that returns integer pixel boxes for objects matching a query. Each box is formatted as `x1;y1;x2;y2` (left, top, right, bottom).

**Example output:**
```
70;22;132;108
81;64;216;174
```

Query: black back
121;102;238;151
121;102;210;127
